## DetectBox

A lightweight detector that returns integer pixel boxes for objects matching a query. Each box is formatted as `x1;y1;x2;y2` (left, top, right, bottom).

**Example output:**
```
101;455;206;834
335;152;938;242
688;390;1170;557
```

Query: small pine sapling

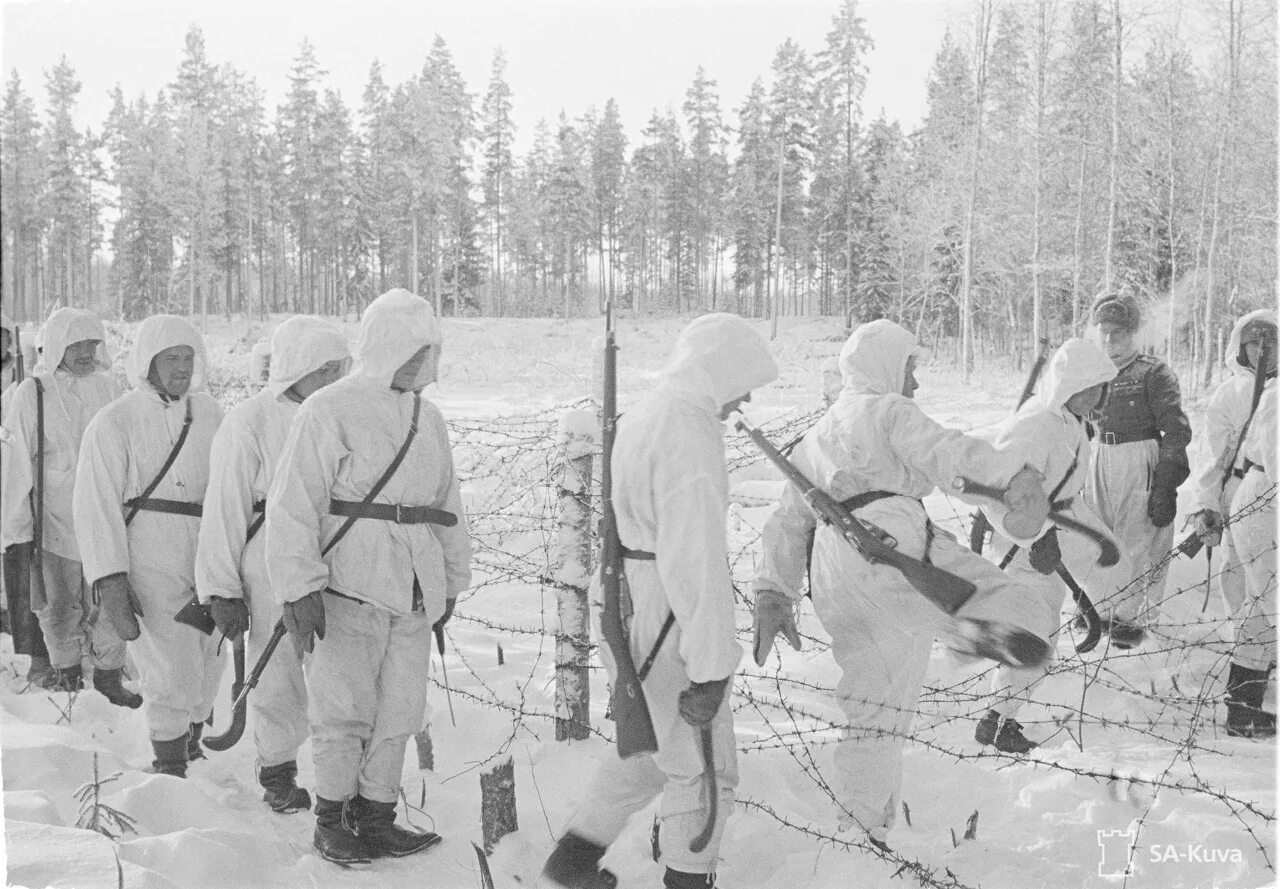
74;752;137;840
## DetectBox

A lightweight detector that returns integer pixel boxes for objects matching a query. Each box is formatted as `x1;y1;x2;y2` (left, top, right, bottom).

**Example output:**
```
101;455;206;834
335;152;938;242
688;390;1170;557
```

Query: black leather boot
350;794;441;858
149;735;188;778
542;832;618;889
259;761;313;814
92;668;142;709
187;721;208;762
664;867;716;888
974;709;1037;753
25;654;55;689
1226;663;1274;738
48;663;84;692
314;797;374;866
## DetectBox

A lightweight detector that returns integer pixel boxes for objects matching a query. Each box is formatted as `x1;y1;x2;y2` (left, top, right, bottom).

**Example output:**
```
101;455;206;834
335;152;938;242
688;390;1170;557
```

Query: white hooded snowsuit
74;315;225;741
565;313;778;875
981;339;1127;720
753;319;1050;842
1;309;126;671
196;316;350;768
1227;376;1276;673
0;312;16;395
1188;309;1277;620
266;289;471;805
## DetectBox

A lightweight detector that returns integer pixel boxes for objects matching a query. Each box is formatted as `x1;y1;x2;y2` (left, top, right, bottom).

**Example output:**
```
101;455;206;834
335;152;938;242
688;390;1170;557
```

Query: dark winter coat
1093;353;1192;491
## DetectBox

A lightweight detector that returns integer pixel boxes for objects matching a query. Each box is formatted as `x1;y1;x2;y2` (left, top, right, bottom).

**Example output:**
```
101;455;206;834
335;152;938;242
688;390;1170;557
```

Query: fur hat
1091;293;1141;331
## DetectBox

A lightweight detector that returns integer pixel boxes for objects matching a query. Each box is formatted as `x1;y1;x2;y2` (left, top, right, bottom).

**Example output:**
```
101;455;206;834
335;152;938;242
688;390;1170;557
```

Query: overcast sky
1;0;967;152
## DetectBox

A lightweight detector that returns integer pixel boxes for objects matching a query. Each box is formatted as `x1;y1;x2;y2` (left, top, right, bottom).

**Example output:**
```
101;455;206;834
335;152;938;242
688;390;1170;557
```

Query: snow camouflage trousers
307;591;432;804
1228;470;1277;673
1085;438;1172;623
569;561;739;874
35;550;126;671
808;495;1048;841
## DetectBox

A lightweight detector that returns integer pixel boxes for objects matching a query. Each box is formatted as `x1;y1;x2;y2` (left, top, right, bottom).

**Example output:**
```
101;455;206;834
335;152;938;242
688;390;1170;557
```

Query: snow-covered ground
2;313;1275;889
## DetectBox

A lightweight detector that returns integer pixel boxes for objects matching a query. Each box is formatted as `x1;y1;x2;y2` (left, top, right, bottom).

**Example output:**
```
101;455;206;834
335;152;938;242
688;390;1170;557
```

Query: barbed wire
201;379;1276;881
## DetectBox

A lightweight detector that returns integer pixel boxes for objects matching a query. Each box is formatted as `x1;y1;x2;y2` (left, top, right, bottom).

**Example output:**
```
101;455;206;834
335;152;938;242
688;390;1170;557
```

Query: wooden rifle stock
598;303;658;759
736;416;976;615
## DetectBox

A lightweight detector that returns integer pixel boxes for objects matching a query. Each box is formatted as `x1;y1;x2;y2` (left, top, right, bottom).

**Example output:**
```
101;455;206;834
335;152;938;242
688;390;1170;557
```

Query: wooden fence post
553;409;596;741
480;755;518;855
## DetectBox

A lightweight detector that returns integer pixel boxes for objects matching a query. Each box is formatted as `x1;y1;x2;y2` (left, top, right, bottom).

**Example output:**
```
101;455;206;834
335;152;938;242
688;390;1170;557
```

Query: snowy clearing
2;314;1274;889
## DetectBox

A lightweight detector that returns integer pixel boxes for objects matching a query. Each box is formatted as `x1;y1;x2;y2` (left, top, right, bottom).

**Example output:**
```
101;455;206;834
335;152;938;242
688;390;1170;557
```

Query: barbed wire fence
203;378;1278;887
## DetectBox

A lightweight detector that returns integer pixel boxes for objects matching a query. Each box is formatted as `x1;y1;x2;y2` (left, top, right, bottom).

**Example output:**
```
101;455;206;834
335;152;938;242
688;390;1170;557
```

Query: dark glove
677;677;730;727
209;597;250;639
282;590;326;658
1027;527;1062;575
1147;486;1178;528
96;573;143;641
752;589;801;666
434;596;456;633
1001;466;1050;540
1189;509;1223;547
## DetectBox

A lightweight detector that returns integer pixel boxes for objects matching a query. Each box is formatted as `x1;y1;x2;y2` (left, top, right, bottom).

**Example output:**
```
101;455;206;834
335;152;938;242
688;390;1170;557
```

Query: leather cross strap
320;395;421;558
125;398;194;527
245;500;266;543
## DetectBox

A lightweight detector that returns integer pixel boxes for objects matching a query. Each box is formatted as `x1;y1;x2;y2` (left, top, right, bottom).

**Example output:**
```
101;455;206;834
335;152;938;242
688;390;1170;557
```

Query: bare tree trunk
1102;0;1123;292
1032;0;1052;343
411;210;420;295
1071;140;1089;332
959;0;993;382
1163;14;1181;365
1201;0;1241;388
771;135;784;341
553;409;594;742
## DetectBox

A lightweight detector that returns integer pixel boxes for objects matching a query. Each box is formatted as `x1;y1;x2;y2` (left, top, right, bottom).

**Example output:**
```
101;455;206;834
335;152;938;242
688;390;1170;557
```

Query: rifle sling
320;395;421;558
618;546;674;683
33;379;44;564
125;398;194;527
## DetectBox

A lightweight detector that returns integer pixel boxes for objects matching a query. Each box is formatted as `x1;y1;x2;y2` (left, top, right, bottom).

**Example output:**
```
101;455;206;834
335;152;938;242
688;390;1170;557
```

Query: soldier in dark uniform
1083;293;1192;648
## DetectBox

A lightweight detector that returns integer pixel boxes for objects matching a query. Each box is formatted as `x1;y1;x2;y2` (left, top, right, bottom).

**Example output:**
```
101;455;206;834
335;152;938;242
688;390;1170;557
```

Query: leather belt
1099;428;1159;445
329;499;457;526
621;546;656;560
123;497;203;518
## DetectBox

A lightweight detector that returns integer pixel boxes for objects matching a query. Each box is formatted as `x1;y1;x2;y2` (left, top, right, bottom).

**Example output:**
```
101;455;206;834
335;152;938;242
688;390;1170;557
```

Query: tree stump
480;755;518;855
414;728;433;771
553;410;596;741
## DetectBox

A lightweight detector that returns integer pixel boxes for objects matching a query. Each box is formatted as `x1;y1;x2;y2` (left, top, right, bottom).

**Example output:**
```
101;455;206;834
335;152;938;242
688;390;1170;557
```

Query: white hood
1225;308;1277;375
265;316;351;398
660;313;779;412
352;289;441;389
838;319;917;397
1033;338;1117;414
41;307;112;375
126;314;208;394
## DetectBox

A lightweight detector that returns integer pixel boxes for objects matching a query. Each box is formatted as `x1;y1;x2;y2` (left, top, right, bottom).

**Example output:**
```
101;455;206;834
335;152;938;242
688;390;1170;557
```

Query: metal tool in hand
204;620;288;751
435;624;456;728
